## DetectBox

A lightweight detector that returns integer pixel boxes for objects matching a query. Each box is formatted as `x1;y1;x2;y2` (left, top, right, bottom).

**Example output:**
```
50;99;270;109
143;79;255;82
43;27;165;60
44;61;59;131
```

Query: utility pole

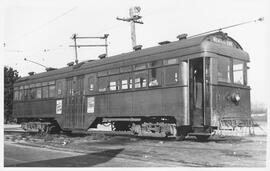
70;34;109;64
117;6;143;50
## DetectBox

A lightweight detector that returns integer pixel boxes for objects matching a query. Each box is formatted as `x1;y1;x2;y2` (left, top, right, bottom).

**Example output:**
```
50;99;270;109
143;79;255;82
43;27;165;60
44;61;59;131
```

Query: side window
36;87;42;99
98;77;108;92
36;83;42;99
120;66;132;73
42;86;49;98
120;73;133;90
164;65;179;85
233;59;244;85
29;84;36;99
19;86;24;100
13;88;19;100
134;63;146;70
48;81;55;98
134;70;148;88
49;85;55;98
164;58;178;65
148;60;162;68
149;68;162;87
109;75;120;91
24;85;30;100
121;80;128;90
88;76;95;91
108;68;119;75
217;57;231;83
56;81;63;95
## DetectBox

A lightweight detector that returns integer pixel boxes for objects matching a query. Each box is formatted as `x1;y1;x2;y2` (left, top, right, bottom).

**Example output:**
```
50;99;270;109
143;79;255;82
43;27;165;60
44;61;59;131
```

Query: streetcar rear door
189;57;211;128
189;58;204;127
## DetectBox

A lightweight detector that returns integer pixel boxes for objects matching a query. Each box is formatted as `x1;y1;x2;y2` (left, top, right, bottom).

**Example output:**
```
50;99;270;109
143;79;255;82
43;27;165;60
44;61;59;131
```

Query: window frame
217;57;232;83
232;59;245;85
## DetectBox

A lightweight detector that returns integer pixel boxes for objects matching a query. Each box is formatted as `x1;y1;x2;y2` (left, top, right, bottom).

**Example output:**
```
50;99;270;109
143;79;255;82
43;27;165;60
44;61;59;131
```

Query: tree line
4;66;20;123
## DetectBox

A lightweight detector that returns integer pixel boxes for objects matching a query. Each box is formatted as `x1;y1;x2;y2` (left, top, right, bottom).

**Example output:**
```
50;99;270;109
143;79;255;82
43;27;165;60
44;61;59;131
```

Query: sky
1;0;270;105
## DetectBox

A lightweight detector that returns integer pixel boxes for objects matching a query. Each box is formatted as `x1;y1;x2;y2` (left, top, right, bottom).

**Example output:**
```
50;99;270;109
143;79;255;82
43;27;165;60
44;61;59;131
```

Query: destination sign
211;36;234;47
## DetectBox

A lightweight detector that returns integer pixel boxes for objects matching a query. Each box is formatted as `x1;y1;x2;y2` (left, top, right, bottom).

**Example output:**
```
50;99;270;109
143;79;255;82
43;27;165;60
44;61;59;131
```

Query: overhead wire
6;6;78;45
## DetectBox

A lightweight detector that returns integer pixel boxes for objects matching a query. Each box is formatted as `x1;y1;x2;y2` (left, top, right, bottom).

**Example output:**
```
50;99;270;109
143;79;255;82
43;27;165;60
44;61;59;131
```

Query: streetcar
13;31;251;140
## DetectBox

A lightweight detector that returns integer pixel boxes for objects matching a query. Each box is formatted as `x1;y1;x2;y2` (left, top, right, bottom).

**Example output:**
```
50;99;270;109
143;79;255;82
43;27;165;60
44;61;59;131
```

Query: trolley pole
116;6;143;50
70;34;109;64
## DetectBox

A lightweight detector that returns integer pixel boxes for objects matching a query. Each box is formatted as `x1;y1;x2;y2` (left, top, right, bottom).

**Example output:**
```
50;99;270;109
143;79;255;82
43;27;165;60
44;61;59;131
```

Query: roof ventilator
99;54;107;59
158;41;171;45
67;62;74;66
177;34;188;41
46;67;57;72
28;72;35;76
133;45;142;51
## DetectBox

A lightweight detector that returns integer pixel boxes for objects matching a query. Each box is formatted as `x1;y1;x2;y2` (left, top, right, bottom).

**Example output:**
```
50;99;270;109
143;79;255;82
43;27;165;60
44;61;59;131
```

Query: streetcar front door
189;58;204;127
64;76;85;129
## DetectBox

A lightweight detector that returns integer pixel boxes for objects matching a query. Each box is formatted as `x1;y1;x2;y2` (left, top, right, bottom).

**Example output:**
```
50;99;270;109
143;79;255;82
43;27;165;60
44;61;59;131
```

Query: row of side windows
88;59;188;93
14;81;56;101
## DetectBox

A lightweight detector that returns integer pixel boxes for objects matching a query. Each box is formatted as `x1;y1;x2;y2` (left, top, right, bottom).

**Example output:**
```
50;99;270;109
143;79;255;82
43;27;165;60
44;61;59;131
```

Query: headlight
231;93;241;104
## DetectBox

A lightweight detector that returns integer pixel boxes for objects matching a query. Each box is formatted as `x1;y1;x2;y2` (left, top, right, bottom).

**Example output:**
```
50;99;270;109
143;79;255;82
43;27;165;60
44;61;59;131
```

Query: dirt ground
4;130;267;167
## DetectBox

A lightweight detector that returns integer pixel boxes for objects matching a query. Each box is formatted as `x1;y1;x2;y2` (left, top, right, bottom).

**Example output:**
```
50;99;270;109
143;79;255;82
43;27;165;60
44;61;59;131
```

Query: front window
217;57;231;83
233;59;244;85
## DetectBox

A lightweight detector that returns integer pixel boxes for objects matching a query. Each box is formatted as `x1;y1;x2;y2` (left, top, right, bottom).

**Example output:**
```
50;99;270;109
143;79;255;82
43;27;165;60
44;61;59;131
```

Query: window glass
42;86;49;98
149;68;162;87
109;75;120;91
233;59;244;84
36;88;42;99
164;58;178;65
120;66;132;73
24;89;29;100
148;60;162;68
14;90;19;100
134;70;148;88
121;80;128;90
56;82;63;95
88;76;96;91
48;81;55;85
134;63;146;70
49;85;55;98
98;77;108;92
36;83;41;87
108;68;119;75
129;78;133;89
98;70;107;77
217;57;231;83
109;81;119;91
30;88;36;99
164;65;179;85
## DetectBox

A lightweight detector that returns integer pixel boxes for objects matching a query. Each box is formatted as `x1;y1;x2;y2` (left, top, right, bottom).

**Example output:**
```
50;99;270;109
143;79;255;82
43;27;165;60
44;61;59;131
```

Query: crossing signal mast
117;6;143;50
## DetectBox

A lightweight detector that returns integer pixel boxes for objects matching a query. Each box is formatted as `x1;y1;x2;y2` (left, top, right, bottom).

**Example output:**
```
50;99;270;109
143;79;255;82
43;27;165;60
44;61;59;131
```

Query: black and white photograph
2;0;269;168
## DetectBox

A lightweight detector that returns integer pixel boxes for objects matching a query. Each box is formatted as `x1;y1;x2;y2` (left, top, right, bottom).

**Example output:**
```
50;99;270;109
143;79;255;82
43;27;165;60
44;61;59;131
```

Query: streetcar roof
15;32;249;84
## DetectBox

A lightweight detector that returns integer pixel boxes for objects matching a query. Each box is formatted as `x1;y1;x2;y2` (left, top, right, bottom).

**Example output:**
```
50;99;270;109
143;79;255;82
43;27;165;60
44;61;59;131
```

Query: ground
4;124;267;167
